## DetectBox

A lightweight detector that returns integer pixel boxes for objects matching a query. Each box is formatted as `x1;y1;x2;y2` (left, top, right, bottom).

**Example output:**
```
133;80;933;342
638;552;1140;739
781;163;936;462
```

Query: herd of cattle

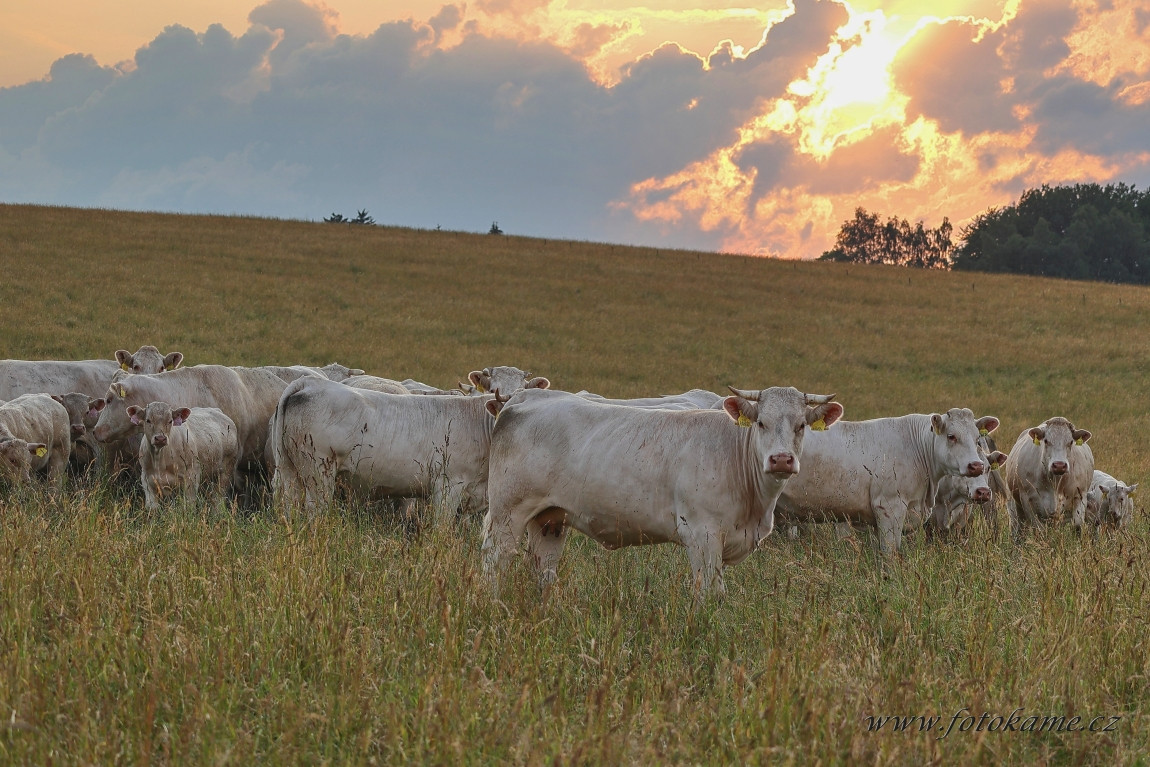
0;345;1139;597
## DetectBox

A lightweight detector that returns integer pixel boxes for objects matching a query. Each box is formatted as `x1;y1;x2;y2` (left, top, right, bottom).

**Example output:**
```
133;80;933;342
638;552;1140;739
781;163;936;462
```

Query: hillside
0;204;1147;763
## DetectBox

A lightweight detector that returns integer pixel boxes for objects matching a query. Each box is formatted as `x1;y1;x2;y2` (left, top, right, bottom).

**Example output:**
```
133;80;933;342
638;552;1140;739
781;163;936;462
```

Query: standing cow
0;345;182;400
481;386;842;599
271;366;550;518
775;409;999;555
1003;417;1093;537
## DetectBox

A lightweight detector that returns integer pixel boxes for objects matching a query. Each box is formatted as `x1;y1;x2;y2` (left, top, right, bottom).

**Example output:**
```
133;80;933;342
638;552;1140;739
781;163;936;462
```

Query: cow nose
768;452;796;474
965;461;984;477
973;487;991;503
153;434;167;447
71;424;86;437
93;425;109;443
1051;461;1068;475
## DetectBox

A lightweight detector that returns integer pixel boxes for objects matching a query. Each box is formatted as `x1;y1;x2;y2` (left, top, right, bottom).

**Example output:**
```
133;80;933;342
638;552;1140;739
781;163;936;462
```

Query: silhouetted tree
324;212;346;223
953;183;1150;283
819;208;952;268
350;209;375;226
489;221;503;235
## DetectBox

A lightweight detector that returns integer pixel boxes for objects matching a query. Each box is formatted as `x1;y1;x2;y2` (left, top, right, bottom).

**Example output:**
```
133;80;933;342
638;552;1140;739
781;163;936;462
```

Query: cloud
1;0;1149;257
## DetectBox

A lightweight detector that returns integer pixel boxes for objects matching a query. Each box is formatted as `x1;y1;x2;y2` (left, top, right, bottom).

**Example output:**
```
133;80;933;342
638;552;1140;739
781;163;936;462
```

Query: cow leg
682;528;725;600
873;500;906;557
429;478;465;525
143;475;163;512
481;505;527;598
46;447;69;492
1068;490;1088;531
526;508;568;592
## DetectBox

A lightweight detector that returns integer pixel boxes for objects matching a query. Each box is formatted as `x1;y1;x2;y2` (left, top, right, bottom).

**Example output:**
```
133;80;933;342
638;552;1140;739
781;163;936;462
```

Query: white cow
775;409;999;555
342;375;411;395
1085;470;1137;530
0;345;182;400
49;392;104;469
926;440;1008;540
127;402;240;510
481;386;842;599
1003;417;1093;537
574;388;723;411
259;364;365;384
0;394;71;487
92;365;287;470
271;366;550;517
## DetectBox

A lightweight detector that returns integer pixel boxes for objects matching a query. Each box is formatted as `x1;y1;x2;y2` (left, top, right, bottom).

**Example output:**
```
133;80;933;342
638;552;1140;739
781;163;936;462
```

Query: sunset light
2;0;1148;258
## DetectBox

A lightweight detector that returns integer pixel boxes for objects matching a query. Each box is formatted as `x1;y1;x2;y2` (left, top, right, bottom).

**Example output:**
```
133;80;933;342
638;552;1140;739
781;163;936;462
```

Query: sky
2;0;1149;258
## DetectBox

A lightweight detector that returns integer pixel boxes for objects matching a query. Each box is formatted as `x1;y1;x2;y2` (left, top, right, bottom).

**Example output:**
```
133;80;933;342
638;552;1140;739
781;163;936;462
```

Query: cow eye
947;434;957;443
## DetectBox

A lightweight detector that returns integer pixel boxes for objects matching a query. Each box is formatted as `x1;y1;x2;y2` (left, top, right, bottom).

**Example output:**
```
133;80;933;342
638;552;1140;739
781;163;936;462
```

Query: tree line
821;183;1150;284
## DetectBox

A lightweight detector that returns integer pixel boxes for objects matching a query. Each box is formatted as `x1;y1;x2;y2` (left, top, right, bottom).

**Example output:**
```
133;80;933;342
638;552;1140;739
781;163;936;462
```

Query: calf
49;392;104;469
1085;470;1137;530
776;409;999;555
128;402;240;510
0;394;71;488
926;444;1008;540
1003;417;1093;537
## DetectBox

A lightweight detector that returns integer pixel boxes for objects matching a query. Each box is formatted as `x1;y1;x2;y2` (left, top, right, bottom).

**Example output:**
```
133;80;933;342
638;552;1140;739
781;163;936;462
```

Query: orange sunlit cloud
2;0;1149;257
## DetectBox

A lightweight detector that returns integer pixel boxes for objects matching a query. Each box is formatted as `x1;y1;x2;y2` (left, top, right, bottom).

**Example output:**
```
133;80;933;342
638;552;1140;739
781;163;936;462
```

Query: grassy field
1;203;1148;764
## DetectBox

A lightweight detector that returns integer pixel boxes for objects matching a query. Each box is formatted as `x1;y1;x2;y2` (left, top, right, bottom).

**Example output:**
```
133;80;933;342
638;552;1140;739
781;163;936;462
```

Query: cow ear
468;370;491;394
723;396;756;427
1029;427;1045;445
1127;484;1138;497
485;399;501;417
526;376;550;390
163;352;184;371
931;413;946;435
115;350;133;371
350;368;365;376
90;398;106;413
126;406;142;425
988;451;1007;470
1100;485;1110;497
50;394;64;405
975;416;999;436
173;408;191;426
808;402;843;429
1072;429;1091;445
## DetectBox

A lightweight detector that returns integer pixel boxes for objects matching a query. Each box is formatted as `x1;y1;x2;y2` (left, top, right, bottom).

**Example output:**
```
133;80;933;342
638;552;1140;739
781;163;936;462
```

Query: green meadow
0;203;1147;764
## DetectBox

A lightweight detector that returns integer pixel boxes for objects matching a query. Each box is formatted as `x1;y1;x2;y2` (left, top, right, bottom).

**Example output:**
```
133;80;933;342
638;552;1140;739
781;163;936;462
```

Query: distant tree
324;212;346;223
350;209;375;226
819;207;952;268
952;183;1150;283
488;221;503;235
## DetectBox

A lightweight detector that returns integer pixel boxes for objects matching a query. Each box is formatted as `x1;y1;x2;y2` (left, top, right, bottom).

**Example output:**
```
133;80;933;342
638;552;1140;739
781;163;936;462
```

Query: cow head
51;392;95;439
0;438;46;483
115;345;183;374
930;409;997;478
93;376;139;442
318;363;364;382
723;386;842;477
1028;417;1089;477
468;366;550;398
127;401;189;451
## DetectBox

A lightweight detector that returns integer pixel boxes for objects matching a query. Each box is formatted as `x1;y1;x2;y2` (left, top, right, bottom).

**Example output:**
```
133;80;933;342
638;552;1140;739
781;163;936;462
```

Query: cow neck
916;417;944;507
735;426;775;535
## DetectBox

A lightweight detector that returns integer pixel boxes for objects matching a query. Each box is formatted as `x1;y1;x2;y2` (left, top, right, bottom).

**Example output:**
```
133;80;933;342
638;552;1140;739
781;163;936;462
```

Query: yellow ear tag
476;383;486;394
120;362;130;371
1129;489;1137;497
990;462;1000;471
979;428;989;436
35;447;47;458
737;414;752;428
1075;438;1084;446
811;418;827;431
119;386;126;398
1033;437;1041;446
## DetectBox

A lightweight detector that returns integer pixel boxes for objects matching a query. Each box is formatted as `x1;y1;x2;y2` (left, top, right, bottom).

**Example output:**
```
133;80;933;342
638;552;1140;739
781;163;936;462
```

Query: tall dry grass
0;203;1148;763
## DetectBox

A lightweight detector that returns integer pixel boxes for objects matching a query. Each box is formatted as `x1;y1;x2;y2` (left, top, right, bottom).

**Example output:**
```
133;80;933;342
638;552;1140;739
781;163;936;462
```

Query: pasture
1;203;1148;764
